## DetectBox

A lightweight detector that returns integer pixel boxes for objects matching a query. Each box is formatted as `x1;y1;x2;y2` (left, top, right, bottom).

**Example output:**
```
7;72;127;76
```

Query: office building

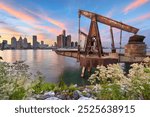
2;40;8;49
71;42;74;48
33;35;38;49
17;36;23;49
62;30;66;37
75;41;78;47
66;35;71;47
23;37;28;49
11;37;17;49
57;35;64;48
57;30;72;48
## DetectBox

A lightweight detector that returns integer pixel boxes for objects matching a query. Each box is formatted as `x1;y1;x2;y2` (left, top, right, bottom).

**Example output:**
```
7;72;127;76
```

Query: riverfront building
33;35;38;49
11;37;17;49
57;30;72;48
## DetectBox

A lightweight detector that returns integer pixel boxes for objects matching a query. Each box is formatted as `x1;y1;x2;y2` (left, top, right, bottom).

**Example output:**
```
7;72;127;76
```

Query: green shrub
9;87;26;100
89;57;150;100
96;84;127;100
0;61;41;99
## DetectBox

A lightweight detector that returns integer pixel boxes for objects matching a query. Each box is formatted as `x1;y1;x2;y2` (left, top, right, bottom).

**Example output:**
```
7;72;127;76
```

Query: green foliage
9;87;26;100
68;84;78;92
58;74;68;91
32;74;78;96
96;84;127;100
88;64;126;85
0;61;33;99
32;81;57;94
89;57;150;100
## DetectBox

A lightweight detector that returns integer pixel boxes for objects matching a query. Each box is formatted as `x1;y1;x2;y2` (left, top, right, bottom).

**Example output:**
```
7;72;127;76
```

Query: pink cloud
0;2;62;39
35;25;61;35
0;1;67;43
43;16;66;29
24;8;66;29
0;2;37;23
106;8;116;18
127;13;150;23
123;0;149;13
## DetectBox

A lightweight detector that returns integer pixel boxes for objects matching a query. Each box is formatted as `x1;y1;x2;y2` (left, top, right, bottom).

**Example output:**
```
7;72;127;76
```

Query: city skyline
0;0;150;47
0;35;50;49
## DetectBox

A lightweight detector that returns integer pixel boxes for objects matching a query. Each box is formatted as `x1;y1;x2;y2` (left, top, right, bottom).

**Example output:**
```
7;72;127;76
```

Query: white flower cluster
89;64;126;84
0;61;34;99
88;57;150;99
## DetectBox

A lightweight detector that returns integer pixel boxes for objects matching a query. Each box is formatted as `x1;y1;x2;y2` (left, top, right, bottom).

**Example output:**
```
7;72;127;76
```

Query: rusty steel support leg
87;67;91;76
110;27;116;53
77;12;81;62
119;29;122;62
85;16;103;57
81;66;86;77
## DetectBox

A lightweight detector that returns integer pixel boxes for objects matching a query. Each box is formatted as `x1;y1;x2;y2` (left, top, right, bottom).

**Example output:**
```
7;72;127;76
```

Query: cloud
123;0;149;13
0;2;38;23
126;13;150;23
0;21;7;25
44;16;65;29
35;25;61;36
0;27;20;35
24;8;66;29
106;8;116;18
0;1;63;43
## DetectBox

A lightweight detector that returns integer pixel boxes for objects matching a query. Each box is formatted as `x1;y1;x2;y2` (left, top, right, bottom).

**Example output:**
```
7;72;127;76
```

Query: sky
0;0;150;46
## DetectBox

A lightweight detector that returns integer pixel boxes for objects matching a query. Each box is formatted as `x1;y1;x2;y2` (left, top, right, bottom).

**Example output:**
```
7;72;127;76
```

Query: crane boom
79;10;139;34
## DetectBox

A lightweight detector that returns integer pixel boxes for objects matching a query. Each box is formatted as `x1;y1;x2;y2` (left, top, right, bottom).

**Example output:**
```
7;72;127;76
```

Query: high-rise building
33;35;37;49
23;37;28;49
62;30;66;47
62;30;66;37
66;35;71;47
57;30;72;48
2;40;8;49
57;35;64;48
11;37;17;49
71;42;74;48
75;41;78;48
17;36;23;49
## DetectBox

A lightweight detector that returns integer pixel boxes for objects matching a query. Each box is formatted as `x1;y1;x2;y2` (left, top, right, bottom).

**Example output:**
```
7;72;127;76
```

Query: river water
0;50;88;85
0;49;149;85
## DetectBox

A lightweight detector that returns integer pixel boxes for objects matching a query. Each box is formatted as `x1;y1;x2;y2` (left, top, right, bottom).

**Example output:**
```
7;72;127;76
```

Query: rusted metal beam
85;17;103;56
79;10;139;34
80;30;88;37
110;27;116;53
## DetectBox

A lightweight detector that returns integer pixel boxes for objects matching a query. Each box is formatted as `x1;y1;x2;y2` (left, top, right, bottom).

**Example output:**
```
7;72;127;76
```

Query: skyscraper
62;30;66;37
66;35;71;47
2;40;8;49
57;30;72;48
71;42;74;48
17;36;23;49
57;35;64;48
11;37;17;49
75;41;78;48
23;37;28;49
33;35;37;49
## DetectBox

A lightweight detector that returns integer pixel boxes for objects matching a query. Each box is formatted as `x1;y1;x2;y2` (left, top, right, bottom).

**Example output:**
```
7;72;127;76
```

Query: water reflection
0;50;81;84
0;49;149;85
